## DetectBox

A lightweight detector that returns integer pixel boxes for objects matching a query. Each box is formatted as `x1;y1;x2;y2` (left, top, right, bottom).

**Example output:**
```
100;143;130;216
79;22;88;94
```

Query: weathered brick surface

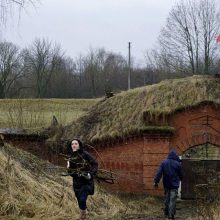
91;139;144;193
169;104;220;152
143;165;159;178
142;138;170;196
143;139;170;154
143;177;163;190
143;153;167;166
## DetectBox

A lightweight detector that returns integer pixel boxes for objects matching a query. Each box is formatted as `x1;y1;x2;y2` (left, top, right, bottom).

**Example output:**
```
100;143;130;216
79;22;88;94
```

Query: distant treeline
0;39;165;99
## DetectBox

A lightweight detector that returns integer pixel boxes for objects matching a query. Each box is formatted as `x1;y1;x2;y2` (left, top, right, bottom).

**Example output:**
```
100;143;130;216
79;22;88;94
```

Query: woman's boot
80;209;87;220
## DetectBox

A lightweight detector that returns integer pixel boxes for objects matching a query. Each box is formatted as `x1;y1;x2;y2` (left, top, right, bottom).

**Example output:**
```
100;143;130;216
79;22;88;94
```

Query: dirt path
123;200;197;220
0;200;198;220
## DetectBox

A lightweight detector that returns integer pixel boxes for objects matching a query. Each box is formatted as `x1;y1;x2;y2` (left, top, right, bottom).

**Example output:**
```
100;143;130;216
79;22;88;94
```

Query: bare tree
24;38;63;98
103;52;127;90
75;54;84;86
199;0;220;74
151;0;220;75
0;41;23;98
0;40;151;98
83;48;105;97
0;0;38;25
81;48;128;97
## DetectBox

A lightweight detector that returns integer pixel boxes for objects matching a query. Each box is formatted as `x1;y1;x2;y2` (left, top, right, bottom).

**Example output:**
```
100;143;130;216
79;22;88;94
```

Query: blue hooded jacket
154;149;183;189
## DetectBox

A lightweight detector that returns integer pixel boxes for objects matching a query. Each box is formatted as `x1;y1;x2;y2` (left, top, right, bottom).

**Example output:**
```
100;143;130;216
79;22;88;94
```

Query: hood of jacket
167;149;181;162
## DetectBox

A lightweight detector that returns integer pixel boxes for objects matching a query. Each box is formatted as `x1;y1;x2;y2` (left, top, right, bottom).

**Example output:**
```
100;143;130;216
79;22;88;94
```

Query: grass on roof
63;75;220;142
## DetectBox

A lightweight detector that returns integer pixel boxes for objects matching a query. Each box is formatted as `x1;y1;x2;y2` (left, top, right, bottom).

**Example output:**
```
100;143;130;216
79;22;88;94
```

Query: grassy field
0;99;99;130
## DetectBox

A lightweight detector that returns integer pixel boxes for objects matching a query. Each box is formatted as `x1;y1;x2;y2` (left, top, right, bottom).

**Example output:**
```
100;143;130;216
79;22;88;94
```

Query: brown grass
3;144;217;219
0;144;162;220
0;144;125;219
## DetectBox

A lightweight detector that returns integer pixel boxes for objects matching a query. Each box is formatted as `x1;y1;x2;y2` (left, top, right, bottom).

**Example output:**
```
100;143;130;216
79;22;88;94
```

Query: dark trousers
164;188;178;218
76;191;88;210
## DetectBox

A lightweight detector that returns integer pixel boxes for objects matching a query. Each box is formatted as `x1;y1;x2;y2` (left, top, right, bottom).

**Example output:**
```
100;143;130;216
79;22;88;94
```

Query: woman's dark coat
67;139;98;198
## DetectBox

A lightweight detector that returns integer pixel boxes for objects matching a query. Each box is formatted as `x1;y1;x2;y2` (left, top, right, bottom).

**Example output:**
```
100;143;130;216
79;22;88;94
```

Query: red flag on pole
217;34;220;43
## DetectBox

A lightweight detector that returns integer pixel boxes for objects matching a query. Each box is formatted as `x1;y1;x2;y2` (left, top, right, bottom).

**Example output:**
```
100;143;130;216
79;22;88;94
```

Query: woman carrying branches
67;138;98;220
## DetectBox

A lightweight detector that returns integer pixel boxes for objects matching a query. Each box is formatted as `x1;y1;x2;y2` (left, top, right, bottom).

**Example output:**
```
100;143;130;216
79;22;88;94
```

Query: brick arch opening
142;102;220;196
180;142;220;199
181;142;220;159
169;103;220;155
172;133;220;156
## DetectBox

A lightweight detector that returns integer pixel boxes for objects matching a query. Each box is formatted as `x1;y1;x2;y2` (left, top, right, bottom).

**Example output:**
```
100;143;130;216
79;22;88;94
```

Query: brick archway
169;102;220;154
180;141;220;156
173;134;220;156
143;103;220;196
180;142;220;199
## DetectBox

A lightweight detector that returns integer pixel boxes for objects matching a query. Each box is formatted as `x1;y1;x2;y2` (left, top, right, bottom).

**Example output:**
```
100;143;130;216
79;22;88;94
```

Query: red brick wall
143;137;170;195
169;104;220;154
93;138;144;193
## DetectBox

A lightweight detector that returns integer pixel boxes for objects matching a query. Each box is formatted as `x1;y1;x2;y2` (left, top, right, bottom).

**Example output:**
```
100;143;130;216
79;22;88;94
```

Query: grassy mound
0;144;126;220
63;75;220;142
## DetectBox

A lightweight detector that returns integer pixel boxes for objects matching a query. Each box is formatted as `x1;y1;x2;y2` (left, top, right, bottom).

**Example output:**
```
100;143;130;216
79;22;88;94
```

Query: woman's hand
81;172;91;180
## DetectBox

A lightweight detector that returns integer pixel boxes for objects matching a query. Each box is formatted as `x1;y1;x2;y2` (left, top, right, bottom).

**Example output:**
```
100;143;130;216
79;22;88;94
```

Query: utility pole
128;42;131;90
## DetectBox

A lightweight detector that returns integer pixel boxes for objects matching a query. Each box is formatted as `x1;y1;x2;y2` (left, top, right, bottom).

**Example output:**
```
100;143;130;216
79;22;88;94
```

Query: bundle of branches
60;153;117;184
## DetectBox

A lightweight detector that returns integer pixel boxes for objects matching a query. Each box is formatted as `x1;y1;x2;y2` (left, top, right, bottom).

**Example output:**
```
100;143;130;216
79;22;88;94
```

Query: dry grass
63;75;220;142
0;144;162;220
188;208;220;220
0;144;125;220
0;99;98;130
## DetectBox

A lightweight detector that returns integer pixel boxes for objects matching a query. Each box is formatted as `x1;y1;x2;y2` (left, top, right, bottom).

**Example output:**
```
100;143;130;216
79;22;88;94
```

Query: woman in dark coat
67;138;98;220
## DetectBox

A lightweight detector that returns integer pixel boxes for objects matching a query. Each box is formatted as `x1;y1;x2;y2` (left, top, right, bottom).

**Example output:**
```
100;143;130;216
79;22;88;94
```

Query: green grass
63;75;220;142
0;99;99;130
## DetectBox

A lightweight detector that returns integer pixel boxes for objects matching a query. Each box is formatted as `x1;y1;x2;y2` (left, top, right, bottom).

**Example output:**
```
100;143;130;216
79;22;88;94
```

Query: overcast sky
3;0;177;66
